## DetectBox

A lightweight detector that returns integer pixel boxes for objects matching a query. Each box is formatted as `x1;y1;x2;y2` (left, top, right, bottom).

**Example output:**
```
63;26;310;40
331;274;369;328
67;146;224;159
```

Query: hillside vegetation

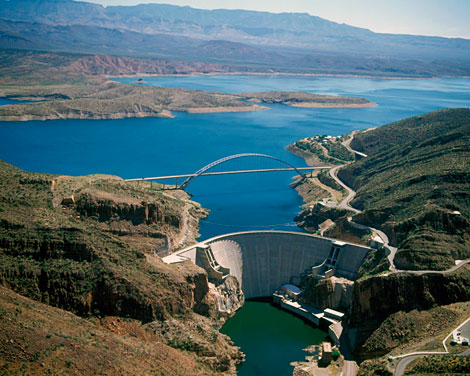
340;109;470;270
0;159;244;374
404;354;470;374
0;286;233;376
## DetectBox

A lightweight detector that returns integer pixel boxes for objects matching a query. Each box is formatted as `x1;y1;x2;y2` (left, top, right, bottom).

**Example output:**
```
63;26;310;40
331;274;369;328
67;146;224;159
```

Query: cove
220;301;327;376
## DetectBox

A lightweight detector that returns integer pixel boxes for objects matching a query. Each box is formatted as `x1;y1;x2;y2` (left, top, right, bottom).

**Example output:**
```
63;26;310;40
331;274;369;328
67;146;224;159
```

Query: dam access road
316;131;470;275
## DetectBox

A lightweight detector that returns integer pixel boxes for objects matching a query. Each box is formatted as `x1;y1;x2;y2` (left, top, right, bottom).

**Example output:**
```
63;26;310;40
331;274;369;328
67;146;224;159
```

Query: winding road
393;317;470;376
319;131;469;276
312;131;470;376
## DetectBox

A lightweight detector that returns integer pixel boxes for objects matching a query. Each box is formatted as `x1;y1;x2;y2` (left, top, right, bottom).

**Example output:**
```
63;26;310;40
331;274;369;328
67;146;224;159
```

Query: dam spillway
163;231;371;298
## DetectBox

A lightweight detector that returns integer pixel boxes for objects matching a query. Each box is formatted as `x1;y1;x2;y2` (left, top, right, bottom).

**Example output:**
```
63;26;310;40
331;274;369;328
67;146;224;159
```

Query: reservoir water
0;75;469;375
1;75;469;239
220;301;327;376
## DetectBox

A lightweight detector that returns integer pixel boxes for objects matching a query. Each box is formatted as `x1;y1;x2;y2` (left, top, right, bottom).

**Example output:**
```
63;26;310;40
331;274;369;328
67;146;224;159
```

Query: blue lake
1;75;469;241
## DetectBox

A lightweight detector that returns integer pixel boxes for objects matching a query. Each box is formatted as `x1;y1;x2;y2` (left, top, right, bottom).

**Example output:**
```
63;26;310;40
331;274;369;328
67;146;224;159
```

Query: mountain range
1;0;470;77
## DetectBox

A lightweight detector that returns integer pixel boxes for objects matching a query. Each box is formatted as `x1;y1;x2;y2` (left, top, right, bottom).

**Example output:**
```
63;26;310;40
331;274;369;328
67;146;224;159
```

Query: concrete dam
163;231;371;299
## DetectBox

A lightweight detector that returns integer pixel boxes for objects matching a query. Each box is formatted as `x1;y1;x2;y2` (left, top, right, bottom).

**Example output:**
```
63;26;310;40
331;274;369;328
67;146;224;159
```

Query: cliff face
348;266;470;354
76;191;181;228
210;276;245;319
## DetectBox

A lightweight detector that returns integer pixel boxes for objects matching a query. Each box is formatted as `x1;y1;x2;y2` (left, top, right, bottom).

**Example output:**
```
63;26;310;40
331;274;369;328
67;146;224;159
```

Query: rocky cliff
0;160;243;374
300;276;354;312
348;266;470;356
210;276;245;319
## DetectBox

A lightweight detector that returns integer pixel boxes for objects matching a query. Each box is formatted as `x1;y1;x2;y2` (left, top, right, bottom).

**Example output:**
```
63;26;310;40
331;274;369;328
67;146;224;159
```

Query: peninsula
0;50;373;122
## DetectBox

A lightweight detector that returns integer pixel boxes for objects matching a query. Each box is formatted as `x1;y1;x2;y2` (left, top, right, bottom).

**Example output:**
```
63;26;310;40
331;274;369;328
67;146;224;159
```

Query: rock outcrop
300;276;354;312
76;191;181;227
210;276;245;319
347;266;470;354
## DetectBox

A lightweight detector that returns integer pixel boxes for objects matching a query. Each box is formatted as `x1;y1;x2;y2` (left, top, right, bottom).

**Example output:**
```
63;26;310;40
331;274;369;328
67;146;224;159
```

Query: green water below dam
220;301;328;376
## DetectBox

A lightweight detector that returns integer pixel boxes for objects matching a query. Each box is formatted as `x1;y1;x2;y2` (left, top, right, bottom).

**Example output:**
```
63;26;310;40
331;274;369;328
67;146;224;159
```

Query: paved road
341;131;368;158
394;354;422;376
404;259;470;275
394;348;470;376
328;165;361;213
339;330;358;376
394;317;470;376
347;219;398;271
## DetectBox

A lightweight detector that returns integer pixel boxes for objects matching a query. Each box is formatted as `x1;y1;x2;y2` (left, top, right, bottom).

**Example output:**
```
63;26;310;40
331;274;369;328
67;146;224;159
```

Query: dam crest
163;231;371;299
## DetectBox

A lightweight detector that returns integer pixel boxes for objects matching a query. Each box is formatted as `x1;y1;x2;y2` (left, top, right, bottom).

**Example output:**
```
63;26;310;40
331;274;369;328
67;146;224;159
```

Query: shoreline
106;71;462;81
184;104;268;113
0;100;375;121
289;102;376;108
0;105;270;122
0;110;176;122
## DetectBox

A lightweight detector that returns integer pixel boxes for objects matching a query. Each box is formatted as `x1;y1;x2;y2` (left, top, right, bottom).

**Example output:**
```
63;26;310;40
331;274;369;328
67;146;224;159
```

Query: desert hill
0;159;244;374
341;108;470;270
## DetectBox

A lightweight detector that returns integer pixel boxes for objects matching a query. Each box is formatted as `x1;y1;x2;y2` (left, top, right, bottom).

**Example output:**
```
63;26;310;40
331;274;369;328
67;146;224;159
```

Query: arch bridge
125;153;330;190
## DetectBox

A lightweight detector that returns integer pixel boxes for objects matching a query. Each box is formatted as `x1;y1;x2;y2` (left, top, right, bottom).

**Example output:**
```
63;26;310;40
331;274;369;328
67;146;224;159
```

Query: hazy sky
83;0;470;38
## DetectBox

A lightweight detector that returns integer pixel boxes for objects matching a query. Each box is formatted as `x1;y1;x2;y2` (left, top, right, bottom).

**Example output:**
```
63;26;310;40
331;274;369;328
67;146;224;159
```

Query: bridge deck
125;166;330;182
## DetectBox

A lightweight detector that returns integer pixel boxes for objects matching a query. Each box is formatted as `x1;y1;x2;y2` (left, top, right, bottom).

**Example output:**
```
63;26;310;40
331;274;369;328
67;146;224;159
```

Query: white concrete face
163;231;370;299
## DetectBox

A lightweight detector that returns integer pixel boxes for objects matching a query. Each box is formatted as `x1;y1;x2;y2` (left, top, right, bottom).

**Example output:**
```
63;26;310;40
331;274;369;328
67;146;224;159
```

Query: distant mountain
2;0;469;61
0;18;199;57
1;0;469;77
